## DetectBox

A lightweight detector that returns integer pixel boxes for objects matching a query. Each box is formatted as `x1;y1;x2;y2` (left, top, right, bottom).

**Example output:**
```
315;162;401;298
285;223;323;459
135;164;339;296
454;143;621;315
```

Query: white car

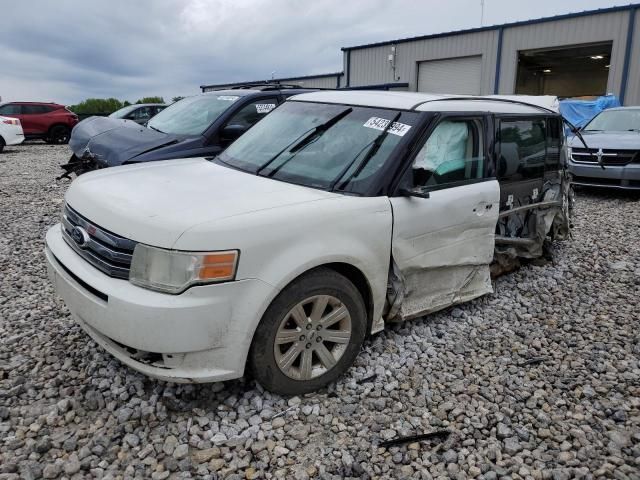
0;115;24;152
46;91;571;394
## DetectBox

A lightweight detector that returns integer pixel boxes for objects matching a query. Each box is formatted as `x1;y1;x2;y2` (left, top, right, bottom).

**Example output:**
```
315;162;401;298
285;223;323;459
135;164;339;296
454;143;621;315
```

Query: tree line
68;96;185;115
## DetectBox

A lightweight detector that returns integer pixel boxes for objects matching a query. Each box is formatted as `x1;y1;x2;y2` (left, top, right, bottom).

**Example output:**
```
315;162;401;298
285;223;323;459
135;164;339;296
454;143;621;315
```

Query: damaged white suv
46;91;571;395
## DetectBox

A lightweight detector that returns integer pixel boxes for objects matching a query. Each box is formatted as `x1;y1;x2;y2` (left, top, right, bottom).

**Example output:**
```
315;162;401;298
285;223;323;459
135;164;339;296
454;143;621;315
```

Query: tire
47;125;70;144
249;268;366;395
0;137;4;153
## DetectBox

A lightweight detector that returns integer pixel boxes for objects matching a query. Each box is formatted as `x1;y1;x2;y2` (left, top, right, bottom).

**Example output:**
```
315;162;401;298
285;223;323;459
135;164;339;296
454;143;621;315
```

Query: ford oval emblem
71;226;90;248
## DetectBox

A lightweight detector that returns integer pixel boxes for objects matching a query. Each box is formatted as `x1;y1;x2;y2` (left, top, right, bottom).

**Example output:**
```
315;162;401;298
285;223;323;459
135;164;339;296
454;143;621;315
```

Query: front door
390;115;499;320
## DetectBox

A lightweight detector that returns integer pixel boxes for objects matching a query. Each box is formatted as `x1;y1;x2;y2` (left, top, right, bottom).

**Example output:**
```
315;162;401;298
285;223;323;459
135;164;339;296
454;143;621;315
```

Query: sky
0;0;630;105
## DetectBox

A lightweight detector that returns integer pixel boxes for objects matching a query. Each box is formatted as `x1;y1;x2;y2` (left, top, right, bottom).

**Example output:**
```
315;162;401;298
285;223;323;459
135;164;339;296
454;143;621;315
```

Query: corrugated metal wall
498;10;630;96
624;8;640;105
348;29;499;93
344;6;640;105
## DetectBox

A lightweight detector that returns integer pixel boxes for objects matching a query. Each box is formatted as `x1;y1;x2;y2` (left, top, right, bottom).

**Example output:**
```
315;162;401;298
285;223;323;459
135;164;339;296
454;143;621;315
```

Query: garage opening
515;42;612;98
417;55;482;95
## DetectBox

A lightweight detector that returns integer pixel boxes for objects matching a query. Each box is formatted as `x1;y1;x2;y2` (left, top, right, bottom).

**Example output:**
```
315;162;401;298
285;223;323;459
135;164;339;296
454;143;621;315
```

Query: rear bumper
568;160;640;190
2;127;24;146
45;224;277;383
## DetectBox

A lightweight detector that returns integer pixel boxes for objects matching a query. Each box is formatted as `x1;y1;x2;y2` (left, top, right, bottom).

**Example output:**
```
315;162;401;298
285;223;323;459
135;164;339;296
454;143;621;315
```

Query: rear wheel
47;125;70;144
0;137;5;153
249;268;366;395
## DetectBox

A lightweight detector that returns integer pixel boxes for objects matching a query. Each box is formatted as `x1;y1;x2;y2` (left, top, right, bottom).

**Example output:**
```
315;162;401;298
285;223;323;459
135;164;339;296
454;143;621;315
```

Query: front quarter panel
173;195;393;342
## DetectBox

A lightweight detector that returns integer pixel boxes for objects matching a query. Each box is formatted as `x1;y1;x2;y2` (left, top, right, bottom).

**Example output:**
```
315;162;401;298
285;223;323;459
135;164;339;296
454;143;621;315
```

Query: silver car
568;107;640;190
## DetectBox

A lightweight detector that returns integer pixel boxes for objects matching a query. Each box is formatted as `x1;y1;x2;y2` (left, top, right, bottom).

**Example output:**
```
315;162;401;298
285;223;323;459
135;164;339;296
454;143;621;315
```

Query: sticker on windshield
256;103;276;114
363;117;411;136
217;95;240;101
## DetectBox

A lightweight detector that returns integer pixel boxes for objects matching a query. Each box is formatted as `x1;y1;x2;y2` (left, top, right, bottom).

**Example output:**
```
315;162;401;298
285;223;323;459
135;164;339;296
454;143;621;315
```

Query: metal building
202;4;640;105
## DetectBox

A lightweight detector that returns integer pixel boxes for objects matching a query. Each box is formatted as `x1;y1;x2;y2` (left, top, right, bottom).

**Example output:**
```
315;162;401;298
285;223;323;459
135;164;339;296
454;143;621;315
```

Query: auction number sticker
217;95;240;101
363;117;411;136
256;103;276;114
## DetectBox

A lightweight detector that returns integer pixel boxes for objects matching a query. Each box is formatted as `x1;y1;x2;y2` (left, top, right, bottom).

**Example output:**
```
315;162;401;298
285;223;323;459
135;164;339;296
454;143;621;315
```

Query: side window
497;119;546;181
545;117;561;171
411;118;485;189
0;104;21;115
227;99;278;128
23;105;42;114
130;107;153;120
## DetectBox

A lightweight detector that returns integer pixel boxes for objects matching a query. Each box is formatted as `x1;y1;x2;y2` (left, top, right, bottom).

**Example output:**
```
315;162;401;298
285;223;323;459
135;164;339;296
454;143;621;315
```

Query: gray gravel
1;142;639;479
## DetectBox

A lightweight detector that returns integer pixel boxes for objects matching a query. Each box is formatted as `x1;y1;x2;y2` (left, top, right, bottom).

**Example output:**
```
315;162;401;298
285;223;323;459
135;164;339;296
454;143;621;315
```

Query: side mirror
398;187;430;199
221;124;247;141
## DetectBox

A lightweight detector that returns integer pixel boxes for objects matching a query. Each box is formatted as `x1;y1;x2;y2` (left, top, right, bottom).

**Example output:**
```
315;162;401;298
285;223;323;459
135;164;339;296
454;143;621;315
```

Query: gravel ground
1;142;639;480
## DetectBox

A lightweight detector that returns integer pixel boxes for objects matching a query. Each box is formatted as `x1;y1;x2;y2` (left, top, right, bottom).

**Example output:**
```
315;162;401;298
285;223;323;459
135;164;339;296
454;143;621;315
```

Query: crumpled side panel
386;263;493;323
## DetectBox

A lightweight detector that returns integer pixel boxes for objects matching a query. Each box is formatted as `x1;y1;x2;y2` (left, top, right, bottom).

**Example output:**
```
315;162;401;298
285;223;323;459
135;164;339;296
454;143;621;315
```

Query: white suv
46;91;571;395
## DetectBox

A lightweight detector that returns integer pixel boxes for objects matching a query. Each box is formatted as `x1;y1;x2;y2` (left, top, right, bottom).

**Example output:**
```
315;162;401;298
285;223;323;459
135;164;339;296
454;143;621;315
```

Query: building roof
342;3;640;51
289;91;558;114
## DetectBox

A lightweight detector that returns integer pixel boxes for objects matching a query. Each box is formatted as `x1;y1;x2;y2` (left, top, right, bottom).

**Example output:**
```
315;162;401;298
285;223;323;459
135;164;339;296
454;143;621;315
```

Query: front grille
571;148;639;166
61;205;137;279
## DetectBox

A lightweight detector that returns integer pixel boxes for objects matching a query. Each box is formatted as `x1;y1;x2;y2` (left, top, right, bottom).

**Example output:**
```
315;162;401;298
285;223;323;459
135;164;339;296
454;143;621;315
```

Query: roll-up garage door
417;56;482;94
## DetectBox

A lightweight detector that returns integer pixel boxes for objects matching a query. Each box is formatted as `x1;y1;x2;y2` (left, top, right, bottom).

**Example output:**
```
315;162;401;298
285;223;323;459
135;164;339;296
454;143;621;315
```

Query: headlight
129;244;239;294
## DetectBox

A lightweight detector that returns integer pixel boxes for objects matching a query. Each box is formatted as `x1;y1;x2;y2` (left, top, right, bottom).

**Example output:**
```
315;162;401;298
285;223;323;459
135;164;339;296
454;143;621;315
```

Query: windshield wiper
255;107;352;177
148;125;165;134
330;112;402;191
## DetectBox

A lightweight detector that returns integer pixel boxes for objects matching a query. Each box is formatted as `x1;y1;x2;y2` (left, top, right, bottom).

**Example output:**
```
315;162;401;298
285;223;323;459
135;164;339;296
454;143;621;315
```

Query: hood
65;159;338;248
69;116;183;166
568;130;640;150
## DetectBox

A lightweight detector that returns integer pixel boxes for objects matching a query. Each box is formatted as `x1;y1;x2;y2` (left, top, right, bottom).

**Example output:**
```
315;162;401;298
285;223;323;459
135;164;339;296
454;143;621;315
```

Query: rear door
21;104;52;135
390;115;499;320
495;116;547;238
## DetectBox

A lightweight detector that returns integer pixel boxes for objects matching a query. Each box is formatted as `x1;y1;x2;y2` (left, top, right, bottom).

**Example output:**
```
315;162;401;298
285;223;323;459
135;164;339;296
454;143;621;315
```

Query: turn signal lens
199;252;238;281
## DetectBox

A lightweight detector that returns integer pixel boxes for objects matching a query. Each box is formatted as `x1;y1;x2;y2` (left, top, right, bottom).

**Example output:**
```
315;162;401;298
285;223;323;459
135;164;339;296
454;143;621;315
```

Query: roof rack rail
209;82;307;91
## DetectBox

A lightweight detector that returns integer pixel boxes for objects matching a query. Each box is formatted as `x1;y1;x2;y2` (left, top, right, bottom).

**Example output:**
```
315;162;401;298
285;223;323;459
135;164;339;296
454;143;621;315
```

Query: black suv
62;84;317;177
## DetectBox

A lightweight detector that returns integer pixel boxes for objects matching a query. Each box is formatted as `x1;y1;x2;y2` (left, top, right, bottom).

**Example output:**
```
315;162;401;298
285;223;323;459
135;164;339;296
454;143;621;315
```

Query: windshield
108;105;138;119
584;109;640;132
147;94;240;135
216;101;419;194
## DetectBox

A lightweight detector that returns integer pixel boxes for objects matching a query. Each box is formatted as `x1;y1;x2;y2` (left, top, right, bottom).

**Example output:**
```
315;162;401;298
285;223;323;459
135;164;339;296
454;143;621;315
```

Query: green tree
172;96;185;103
135;96;165;104
68;98;126;115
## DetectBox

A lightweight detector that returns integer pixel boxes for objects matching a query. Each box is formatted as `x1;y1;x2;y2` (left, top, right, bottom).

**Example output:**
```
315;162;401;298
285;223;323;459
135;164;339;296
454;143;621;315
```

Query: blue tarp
559;95;621;129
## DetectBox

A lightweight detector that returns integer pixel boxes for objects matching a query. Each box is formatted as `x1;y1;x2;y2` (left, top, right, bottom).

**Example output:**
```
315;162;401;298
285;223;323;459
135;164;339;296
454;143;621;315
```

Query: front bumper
45;224;276;383
568;160;640;190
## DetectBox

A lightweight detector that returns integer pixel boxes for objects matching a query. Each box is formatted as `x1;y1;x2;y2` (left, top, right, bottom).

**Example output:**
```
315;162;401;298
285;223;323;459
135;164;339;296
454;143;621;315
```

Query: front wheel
47;125;70;144
0;137;5;153
249;268;366;395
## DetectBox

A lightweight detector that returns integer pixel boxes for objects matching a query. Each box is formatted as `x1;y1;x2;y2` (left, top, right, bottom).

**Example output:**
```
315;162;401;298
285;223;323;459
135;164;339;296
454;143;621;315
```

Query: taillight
2;118;20;126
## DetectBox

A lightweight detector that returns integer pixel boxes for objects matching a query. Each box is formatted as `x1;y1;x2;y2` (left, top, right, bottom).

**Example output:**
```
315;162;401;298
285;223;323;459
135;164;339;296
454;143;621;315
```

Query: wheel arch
48;122;70;133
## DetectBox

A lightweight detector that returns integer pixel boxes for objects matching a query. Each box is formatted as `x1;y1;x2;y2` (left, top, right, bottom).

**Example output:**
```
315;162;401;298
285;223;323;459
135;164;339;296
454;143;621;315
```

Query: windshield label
363;117;411;136
217;95;240;101
256;103;276;114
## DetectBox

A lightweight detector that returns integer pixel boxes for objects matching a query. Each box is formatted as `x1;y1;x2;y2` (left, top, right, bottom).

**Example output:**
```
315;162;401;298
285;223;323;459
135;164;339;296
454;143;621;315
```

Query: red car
0;102;78;144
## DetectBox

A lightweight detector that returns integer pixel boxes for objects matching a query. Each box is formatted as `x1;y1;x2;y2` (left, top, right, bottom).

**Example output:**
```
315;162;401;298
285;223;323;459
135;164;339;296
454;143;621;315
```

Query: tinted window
22;105;50;114
411;118;485;189
0;104;21;115
546;118;561;170
227;99;278;128
109;105;138;119
497;119;546;181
